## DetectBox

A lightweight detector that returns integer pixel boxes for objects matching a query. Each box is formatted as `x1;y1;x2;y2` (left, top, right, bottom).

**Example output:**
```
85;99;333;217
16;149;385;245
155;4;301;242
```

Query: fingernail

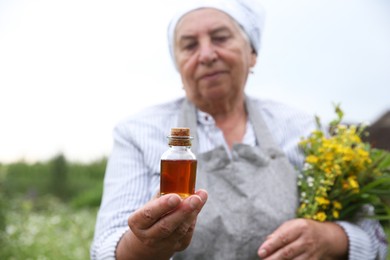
258;248;267;258
198;190;208;203
168;195;180;207
189;196;200;210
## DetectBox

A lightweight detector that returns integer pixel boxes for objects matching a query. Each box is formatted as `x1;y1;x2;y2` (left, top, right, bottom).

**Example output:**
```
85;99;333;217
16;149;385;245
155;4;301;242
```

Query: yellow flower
323;166;331;174
317;186;327;196
342;181;350;190
342;149;354;162
332;210;340;219
332;164;341;176
315;197;330;206
348;176;359;190
333;201;342;210
315;212;327;222
325;151;336;162
306;155;319;164
337;125;347;131
357;149;369;158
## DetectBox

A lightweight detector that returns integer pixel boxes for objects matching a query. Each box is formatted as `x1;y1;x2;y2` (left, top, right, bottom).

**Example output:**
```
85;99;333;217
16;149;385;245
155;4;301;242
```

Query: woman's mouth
199;71;226;81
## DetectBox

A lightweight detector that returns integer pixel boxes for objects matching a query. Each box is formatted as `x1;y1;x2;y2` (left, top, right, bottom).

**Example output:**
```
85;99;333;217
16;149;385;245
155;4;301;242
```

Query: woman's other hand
258;218;348;260
116;189;208;260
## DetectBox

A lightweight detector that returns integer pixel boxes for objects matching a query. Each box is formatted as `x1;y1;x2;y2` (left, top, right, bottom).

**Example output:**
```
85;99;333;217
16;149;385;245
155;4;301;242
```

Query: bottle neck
169;145;191;150
168;136;192;147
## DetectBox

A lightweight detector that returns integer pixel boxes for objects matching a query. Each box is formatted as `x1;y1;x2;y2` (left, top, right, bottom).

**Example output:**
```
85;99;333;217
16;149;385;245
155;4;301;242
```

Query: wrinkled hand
258;219;348;260
123;189;208;259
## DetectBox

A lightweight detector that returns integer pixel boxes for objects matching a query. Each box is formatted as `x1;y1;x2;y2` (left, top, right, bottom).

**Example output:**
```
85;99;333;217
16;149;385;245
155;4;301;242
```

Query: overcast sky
0;0;389;163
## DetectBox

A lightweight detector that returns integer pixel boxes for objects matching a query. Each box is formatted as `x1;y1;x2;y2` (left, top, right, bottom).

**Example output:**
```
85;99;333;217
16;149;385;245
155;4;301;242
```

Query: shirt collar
197;109;215;126
196;109;257;147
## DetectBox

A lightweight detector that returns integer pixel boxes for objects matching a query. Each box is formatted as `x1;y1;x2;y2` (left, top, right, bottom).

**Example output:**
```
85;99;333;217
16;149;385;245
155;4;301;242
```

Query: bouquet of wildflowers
297;105;390;222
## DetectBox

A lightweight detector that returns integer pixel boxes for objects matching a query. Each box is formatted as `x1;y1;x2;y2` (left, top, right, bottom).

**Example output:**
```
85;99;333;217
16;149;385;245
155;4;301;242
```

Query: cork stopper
168;127;192;146
171;127;190;137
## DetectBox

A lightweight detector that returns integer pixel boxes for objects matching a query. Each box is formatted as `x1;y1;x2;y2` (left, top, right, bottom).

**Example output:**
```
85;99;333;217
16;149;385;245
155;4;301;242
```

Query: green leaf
315;115;322;129
360;177;390;194
367;189;390;196
364;215;390;221
339;202;366;220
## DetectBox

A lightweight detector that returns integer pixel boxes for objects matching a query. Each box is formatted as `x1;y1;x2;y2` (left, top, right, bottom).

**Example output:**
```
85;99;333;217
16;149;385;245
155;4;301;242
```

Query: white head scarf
167;0;266;64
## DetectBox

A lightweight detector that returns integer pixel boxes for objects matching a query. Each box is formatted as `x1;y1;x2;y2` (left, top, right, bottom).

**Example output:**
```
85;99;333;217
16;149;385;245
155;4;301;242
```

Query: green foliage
70;185;103;209
0;196;98;260
50;153;69;199
3;161;51;197
2;155;106;203
0;155;107;259
0;165;6;233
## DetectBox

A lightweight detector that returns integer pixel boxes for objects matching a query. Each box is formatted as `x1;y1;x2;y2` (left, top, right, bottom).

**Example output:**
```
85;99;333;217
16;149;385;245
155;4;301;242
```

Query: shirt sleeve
90;121;159;260
337;219;388;260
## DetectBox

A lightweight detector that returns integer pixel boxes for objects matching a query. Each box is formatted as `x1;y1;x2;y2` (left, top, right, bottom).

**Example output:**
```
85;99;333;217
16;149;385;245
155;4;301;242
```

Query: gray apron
174;99;298;260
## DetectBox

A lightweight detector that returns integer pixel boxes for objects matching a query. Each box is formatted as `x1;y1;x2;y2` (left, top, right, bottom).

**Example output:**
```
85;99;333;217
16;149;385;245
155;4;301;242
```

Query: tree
50;153;68;199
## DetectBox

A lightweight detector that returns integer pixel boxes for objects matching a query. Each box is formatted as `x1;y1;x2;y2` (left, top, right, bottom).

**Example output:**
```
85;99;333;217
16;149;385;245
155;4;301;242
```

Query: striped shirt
91;96;387;260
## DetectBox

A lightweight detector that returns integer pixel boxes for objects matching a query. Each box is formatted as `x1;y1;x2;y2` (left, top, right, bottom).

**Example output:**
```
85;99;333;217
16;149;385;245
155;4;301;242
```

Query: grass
0;156;104;260
0;196;98;260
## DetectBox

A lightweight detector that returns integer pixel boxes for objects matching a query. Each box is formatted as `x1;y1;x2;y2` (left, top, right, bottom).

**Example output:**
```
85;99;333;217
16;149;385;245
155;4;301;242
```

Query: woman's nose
198;42;217;66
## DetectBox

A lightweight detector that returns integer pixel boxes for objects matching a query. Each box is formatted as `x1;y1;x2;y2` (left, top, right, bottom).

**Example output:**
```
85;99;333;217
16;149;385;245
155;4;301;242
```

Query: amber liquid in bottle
160;159;197;198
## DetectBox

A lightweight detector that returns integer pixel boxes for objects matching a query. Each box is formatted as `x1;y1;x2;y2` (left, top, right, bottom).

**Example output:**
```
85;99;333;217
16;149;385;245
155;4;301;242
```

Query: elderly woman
91;0;387;259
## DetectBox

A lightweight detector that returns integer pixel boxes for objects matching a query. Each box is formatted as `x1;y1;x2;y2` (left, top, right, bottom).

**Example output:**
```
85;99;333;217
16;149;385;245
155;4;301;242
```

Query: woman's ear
250;51;257;68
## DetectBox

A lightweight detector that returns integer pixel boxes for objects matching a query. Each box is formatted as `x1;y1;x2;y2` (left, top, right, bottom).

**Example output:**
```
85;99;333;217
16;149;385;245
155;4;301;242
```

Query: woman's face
174;8;257;111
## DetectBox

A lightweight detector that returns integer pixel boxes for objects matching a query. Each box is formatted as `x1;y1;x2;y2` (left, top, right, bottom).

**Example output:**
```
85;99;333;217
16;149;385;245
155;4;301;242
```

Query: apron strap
245;96;281;153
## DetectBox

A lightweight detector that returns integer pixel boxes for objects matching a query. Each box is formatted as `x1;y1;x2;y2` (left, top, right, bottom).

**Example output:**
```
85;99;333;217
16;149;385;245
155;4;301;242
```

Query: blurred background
0;0;389;259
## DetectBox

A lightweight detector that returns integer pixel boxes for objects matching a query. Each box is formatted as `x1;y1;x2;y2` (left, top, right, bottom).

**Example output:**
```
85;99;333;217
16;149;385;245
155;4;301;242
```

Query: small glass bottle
160;127;197;198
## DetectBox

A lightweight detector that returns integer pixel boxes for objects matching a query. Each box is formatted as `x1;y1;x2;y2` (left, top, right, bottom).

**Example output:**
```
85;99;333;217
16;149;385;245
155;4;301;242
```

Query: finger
258;232;293;258
258;221;301;258
172;217;198;251
134;196;202;251
170;190;207;245
145;194;204;239
261;239;307;260
195;189;208;204
129;193;182;230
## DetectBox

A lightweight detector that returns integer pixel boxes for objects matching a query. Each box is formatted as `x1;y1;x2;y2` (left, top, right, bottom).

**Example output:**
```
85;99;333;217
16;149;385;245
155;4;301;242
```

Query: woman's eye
184;42;197;50
213;36;228;43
